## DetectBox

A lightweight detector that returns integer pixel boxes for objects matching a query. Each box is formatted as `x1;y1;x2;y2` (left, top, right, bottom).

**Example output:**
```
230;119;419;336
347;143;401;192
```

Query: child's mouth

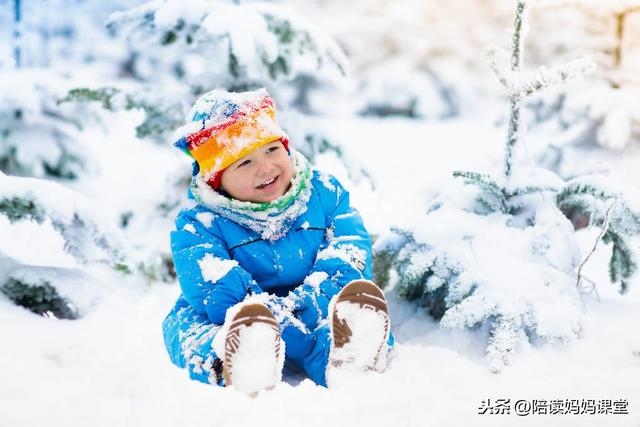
256;176;278;190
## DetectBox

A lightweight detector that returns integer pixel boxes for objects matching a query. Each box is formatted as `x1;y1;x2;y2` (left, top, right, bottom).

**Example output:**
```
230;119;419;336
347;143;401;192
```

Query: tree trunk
13;0;22;68
613;12;625;70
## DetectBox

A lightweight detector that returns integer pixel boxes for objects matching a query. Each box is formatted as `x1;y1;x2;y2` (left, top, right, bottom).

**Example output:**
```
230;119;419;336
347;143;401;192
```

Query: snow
2;1;640;426
195;212;214;228
0;216;76;269
317;172;336;192
201;4;276;71
3;112;639;426
197;253;238;284
304;271;329;288
317;243;367;271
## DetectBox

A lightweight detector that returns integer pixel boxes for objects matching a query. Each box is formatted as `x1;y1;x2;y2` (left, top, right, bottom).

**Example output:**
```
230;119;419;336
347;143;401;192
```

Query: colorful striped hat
174;88;289;188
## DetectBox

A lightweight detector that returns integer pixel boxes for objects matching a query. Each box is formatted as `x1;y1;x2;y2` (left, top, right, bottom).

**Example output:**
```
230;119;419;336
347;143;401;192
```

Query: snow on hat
174;88;290;188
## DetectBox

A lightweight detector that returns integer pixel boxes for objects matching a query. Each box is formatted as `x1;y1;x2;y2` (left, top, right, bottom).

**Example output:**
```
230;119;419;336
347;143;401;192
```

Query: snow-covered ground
2;113;639;427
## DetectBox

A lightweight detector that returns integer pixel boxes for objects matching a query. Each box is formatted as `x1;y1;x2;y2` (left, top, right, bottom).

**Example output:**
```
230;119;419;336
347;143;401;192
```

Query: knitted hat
174;88;290;188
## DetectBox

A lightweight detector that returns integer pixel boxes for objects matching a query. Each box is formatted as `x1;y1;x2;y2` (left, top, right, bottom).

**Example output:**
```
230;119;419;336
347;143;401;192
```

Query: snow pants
162;295;333;387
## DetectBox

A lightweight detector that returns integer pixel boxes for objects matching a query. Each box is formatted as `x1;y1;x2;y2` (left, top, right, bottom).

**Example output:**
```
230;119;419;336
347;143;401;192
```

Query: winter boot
330;280;390;372
222;303;284;396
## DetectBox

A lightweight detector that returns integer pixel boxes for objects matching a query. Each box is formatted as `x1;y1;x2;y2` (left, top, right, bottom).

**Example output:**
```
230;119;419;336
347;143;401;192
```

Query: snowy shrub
0;172;125;318
375;170;583;371
114;248;177;284
58;86;189;141
0;174;122;264
376;168;640;372
1;277;78;320
0;70;97;180
374;0;640;372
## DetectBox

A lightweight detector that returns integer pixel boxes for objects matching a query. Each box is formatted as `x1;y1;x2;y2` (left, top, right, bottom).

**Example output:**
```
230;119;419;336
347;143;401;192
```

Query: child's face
220;140;293;203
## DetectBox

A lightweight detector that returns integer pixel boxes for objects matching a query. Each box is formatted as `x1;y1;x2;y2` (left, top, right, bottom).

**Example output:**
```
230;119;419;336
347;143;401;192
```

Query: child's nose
255;157;274;176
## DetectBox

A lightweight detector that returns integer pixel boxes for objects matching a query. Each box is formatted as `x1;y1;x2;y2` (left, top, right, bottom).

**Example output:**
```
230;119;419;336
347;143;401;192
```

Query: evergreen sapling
375;0;640;372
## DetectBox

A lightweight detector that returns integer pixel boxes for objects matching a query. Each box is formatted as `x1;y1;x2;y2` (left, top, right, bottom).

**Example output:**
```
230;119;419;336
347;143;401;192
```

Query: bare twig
575;200;619;290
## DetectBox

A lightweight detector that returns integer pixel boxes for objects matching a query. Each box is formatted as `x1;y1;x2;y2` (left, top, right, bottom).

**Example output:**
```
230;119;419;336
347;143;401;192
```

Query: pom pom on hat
174;88;290;188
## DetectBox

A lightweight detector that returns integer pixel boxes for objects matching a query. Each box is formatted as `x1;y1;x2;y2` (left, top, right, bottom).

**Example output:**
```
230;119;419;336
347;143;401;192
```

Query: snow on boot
222;303;283;396
330;280;390;372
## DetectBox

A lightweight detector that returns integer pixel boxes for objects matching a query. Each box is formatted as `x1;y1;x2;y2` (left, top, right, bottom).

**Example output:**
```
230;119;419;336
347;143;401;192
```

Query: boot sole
223;303;282;395
331;280;390;371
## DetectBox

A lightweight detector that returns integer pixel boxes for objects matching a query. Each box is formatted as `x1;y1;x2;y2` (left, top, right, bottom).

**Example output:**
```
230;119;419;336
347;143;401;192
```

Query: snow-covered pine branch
487;45;595;109
515;57;596;101
453;170;508;214
102;0;373;187
0;253;96;320
487;45;515;92
557;176;640;292
106;0;348;89
0;173;123;265
0;172;128;319
58;86;189;140
0;70;95;180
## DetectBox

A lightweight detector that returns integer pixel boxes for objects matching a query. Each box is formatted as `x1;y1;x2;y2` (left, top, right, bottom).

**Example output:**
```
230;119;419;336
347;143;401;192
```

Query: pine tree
374;0;640;372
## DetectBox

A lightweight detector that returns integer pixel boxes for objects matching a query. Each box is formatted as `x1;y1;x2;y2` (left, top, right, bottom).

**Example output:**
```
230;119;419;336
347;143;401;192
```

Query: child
162;88;392;395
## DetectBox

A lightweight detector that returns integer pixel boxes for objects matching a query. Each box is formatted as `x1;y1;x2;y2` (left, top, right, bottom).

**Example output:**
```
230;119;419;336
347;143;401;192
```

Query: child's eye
236;159;251;168
266;145;280;154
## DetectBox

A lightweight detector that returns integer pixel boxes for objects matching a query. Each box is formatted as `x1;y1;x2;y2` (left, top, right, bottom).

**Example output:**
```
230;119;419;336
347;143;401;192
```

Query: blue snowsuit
162;159;378;387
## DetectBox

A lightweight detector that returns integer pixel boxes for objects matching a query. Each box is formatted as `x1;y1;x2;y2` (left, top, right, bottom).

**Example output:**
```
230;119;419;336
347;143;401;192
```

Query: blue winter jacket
173;170;371;317
163;158;373;384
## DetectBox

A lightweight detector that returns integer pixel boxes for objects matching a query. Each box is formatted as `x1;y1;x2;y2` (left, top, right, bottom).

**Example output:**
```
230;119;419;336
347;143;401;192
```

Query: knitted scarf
190;150;312;241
